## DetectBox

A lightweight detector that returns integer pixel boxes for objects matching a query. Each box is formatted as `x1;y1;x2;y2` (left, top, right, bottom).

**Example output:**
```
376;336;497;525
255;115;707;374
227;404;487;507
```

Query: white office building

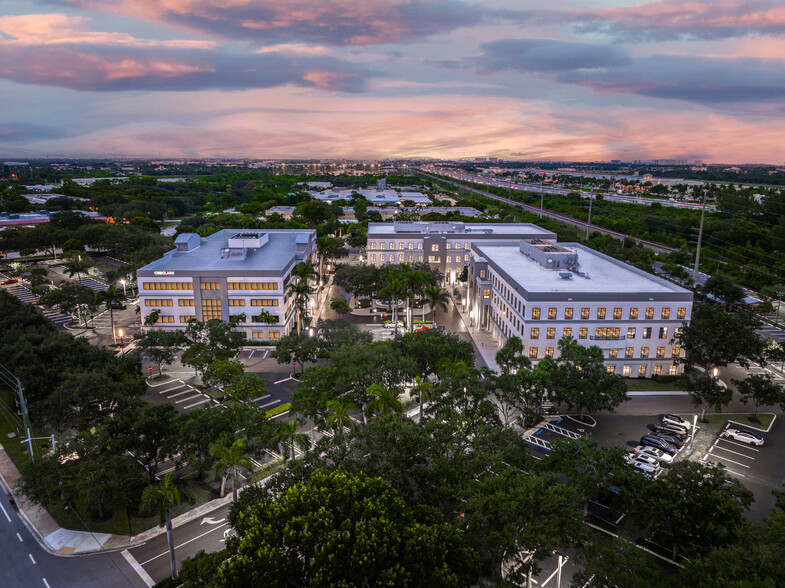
137;229;316;341
467;239;693;377
365;221;556;284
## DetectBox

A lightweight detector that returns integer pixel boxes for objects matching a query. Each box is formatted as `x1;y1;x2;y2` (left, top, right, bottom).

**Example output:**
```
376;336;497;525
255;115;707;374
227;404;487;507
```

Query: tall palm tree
65;255;93;326
273;420;310;461
140;473;193;580
412;376;435;421
381;277;407;336
95;285;125;345
400;265;431;332
286;280;312;334
366;384;404;416
210;438;254;503
423;285;449;326
325;399;356;441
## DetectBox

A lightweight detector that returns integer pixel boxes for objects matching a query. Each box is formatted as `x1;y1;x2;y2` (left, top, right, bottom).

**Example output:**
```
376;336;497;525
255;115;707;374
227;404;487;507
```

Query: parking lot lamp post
117;328;124;352
120;279;127;297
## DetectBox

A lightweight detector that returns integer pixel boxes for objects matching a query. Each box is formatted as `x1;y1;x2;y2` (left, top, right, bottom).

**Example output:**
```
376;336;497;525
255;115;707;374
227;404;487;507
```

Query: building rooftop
138;229;315;275
368;221;556;238
475;242;691;297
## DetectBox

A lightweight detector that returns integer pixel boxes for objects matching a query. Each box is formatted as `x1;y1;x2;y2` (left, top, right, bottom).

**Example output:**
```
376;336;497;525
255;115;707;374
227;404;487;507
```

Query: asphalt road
0;487;147;588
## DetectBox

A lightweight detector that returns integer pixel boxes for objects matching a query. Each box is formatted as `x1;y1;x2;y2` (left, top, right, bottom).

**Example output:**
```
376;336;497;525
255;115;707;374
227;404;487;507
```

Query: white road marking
712;445;757;459
122;549;155;587
43;579;50;588
168;389;196;399
29;553;36;564
183;397;211;410
0;501;12;522
140;523;228;565
707;453;751;469
17;532;23;542
718;438;760;452
262;349;269;359
259;399;280;409
175;394;203;404
273;376;293;384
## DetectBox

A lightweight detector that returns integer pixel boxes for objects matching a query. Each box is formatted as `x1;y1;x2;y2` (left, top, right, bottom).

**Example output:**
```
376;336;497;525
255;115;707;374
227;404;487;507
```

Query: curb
727;413;777;433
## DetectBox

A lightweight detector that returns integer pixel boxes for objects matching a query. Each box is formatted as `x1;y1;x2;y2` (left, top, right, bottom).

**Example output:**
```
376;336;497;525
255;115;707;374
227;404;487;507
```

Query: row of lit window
251;331;281;340
142;282;193;290
525;325;675;341
370;252;471;264
145;298;279;308
529;306;686;321
369;241;473;251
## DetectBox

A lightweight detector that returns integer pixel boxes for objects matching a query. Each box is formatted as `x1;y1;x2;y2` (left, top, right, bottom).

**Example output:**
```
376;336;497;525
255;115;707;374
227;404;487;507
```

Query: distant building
137;229;317;340
466;239;693;376
0;210;105;227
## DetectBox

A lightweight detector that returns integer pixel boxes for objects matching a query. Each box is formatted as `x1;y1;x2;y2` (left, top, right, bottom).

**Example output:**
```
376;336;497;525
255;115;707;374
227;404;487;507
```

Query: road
418;170;678;253
0;487;147;588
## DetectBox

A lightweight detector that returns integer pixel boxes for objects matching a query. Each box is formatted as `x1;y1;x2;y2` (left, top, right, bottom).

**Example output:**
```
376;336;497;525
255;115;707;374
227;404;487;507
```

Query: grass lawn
625;378;685;392
680;413;776;436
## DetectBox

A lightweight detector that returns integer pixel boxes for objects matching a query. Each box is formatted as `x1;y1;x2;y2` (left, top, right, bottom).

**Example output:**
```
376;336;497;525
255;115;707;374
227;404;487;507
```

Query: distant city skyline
1;1;784;163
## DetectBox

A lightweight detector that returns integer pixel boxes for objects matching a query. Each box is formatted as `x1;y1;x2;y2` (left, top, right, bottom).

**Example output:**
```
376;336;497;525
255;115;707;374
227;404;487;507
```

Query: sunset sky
1;0;784;162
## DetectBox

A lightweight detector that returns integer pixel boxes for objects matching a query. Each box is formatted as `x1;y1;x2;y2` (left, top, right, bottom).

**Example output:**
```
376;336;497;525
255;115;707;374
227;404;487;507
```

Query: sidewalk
450;295;500;372
0;443;236;557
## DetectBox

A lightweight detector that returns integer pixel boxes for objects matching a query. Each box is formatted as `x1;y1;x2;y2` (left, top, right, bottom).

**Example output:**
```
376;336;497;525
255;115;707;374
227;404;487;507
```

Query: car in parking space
661;414;692;430
652;422;689;440
721;429;764;446
633;445;674;463
0;278;18;285
631;460;659;477
640;435;678;455
652;433;684;449
625;453;660;468
382;321;404;329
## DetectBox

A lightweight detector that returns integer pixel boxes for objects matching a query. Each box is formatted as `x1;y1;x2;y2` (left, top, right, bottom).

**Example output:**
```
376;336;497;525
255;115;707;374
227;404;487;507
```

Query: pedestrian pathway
450;295;500;372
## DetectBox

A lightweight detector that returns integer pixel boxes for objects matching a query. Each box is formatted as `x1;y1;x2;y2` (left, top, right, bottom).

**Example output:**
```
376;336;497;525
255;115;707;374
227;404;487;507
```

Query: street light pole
585;187;593;240
117;328;125;354
693;189;707;284
120;279;127;297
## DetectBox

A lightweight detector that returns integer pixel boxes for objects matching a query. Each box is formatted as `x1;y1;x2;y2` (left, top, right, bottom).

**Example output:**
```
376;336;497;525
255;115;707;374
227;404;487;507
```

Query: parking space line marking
262;349;269;359
122;549;155;587
29;553;36;564
259;399;280;409
166;389;195;399
707;453;751;468
274;377;293;384
140;523;228;566
17;533;23;542
43;579;51;588
711;445;757;459
183;398;211;410
156;381;185;392
176;394;203;404
718;439;760;452
0;501;12;522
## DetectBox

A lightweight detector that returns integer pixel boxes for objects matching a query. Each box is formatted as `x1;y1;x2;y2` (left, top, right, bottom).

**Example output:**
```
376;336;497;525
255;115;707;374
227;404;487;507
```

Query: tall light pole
117;328;125;352
693;189;708;284
120;279;127;297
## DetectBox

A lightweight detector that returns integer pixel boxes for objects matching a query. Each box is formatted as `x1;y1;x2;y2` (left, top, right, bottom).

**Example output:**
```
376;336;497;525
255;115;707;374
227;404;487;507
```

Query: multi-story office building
137;229;316;341
467;239;693;377
365;221;556;284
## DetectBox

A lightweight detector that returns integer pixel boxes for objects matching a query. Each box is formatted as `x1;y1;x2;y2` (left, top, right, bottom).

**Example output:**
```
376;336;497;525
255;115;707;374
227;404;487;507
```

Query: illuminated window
564;308;573;320
677;307;686;319
408;255;413;263
479;270;486;279
179;316;194;323
529;347;538;358
548;308;557;320
398;242;404;250
370;242;376;250
654;365;663;375
156;315;174;323
145;299;173;307
656;347;665;358
178;299;194;307
428;256;441;263
623;365;631;376
579;328;588;339
408;242;413;250
625;347;634;358
594;327;621;340
251;299;278;306
669;365;678;376
661;308;670;320
370;254;376;262
607;365;616;374
431;244;439;252
530;328;540;339
464;254;469;262
641;347;649;358
399;254;404;262
645;307;654;320
142;282;193;290
563;327;572;337
456;242;462;249
613;307;622;320
380;254;386;262
629;308;638;319
269;331;280;340
672;346;681;358
417;243;423;250
201;281;221;290
547;327;556;339
446;243;451;250
581;308;590;320
608;348;618;359
482;289;490;299
638;365;647;377
252;332;265;339
446;256;451;263
597;308;606;320
202;299;222;321
228;299;245;307
643;327;652;339
531;308;541;320
545;347;554;358
389;242;394;250
380;242;385;250
227;282;276;290
659;327;668;339
464;242;470;250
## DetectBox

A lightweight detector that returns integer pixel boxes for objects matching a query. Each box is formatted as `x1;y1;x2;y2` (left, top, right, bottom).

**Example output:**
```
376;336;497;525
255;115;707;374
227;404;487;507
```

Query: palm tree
366;384;404;416
286;280;312;334
95;285;125;345
325;399;356;441
423;285;449;326
273;420;310;461
412;376;435;421
210;438;254;503
65;255;93;326
140;473;193;580
380;277;407;336
400;265;431;332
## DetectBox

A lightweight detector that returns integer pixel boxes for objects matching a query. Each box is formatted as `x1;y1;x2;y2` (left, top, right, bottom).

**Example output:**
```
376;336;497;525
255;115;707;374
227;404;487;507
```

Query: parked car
633;445;674;463
640;435;678;455
0;278;18;285
721;429;764;446
625;453;660;468
652;422;689;439
652;433;684;449
661;414;692;430
109;301;126;310
382;321;404;329
632;461;659;476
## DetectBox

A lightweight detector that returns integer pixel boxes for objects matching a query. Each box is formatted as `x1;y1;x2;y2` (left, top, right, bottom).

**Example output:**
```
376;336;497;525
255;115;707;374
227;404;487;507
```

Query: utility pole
540;183;544;218
0;364;34;460
693;189;707;284
585;187;593;240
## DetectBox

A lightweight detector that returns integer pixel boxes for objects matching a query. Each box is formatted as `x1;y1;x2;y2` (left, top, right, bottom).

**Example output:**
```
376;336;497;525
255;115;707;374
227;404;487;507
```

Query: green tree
272;420;309;461
423;284;449;326
140;472;194;580
109;404;179;483
573;537;667;588
366;383;404;416
203;359;244;389
211;438;254;502
211;468;480;587
329;296;351;315
685;373;733;421
270;333;318;373
144;308;162;327
495;335;530;375
379;276;408;335
64;253;91;283
285;280;312;334
39;282;96;327
225;373;267;402
177;407;238;480
733;374;785;420
95;285;125;345
134;329;184;378
325;399;356;441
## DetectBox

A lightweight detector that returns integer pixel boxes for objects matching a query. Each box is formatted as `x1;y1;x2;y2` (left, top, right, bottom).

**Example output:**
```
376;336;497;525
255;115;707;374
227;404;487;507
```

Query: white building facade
137;229;316;341
365;221;557;284
467;239;693;377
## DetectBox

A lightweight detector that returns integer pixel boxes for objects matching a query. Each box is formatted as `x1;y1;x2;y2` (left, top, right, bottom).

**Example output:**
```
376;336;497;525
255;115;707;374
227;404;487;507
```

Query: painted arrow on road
200;517;226;525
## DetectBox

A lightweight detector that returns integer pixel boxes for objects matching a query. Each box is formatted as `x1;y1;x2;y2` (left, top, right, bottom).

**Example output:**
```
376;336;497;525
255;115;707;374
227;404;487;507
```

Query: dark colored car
109;301;126;310
640;435;678;455
652;433;684;449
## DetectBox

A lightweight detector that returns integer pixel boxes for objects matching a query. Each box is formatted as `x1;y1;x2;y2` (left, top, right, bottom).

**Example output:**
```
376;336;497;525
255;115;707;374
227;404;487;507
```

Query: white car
632;461;659;476
721;429;764;446
661;414;692;430
382;321;404;329
625;453;660;468
633;445;674;463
